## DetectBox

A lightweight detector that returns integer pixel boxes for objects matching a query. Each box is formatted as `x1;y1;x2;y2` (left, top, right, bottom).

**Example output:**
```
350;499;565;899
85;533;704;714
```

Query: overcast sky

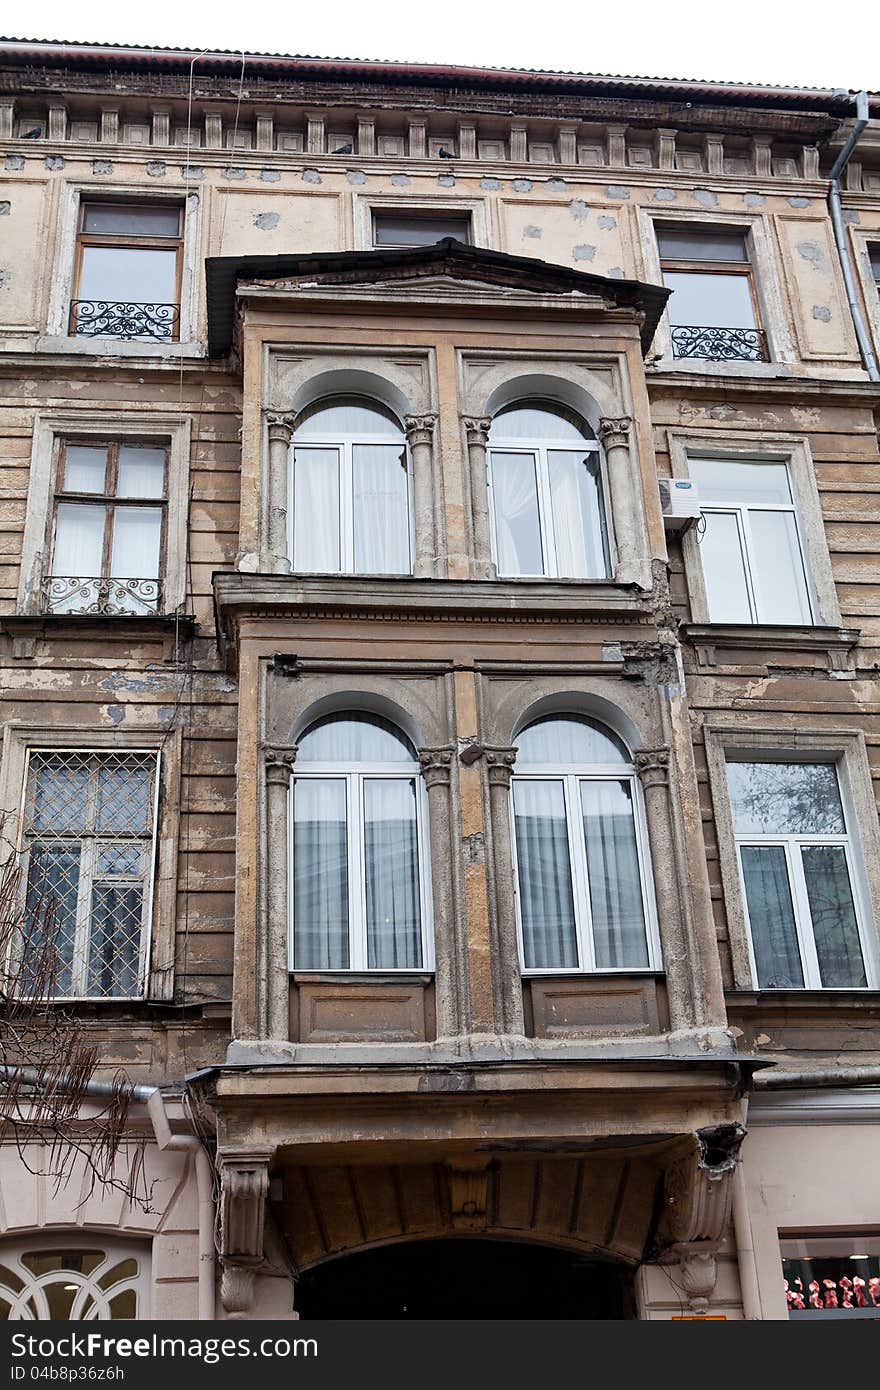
4;0;878;93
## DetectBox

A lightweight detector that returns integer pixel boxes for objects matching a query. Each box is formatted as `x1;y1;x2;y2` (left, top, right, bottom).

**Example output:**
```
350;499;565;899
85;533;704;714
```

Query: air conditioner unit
658;477;701;532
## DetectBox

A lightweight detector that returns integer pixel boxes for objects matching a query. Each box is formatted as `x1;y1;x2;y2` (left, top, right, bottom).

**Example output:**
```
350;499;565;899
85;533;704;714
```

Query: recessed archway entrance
296;1238;634;1319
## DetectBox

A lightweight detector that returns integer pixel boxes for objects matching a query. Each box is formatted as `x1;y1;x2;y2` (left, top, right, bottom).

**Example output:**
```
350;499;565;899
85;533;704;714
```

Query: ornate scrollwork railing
670;324;768;363
69;300;180;340
42;576;161;616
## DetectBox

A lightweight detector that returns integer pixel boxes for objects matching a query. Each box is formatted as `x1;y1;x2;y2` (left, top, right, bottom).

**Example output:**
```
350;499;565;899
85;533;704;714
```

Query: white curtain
580;780;648;968
548;450;608;578
513;779;578;969
293;447;340;572
353;444;411;574
491;451;543;575
364;778;422;968
800;845;866;988
740;844;804;988
293;779;349;969
53;502;105;578
298;713;414;764
110;507;162;579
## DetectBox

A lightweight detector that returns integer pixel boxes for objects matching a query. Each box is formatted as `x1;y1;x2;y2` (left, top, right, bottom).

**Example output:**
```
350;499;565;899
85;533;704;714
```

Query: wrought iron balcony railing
69;300;180;341
42;576;161;616
670;324;768;363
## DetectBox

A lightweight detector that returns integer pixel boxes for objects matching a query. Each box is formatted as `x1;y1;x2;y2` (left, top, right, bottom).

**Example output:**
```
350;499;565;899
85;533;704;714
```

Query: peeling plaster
146;161;166;177
346;170;366;184
597;214;616;230
572;244;596;261
391;173;411;186
743;192;766;207
797;240;827;269
607;266;625;279
180;165;203;179
253;211;280;230
811;304;832;321
259;168;280;182
693;188;718;209
438;174;455;187
653;188;676;202
843;209;861;225
513;178;533;192
605;185;630;199
302;169;322;184
98;674;166;694
44;155;64;170
546;178;566;192
0;202;9;216
5;155;24;171
106;705;125;726
92;159;112;174
522;224;542;238
223;167;246;180
787;196;811;208
479;176;500;190
0;270;10;288
568;198;589;223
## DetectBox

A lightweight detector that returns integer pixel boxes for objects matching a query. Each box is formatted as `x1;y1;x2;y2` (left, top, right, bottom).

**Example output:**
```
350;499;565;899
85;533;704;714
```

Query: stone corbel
659;1124;746;1315
217;1147;274;1315
448;1159;493;1230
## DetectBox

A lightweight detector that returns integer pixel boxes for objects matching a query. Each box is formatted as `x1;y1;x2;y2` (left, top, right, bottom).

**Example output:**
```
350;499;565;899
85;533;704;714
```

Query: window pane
689;458;792;505
293;779;349;969
663;270;757;328
373;214;471;246
28;756;91;835
364;778;422;969
491;402;590;444
116;446;166;498
699;511;752;623
87;883;144;997
740;844;804;988
580;780;648;968
295;397;402;438
353;443;411;574
749;510;812;624
513;780;578;969
727;761;845;836
548;450;609;578
110;507;162;579
657;228;748;261
82;204;181;237
491;451;543;575
801;845;867;988
96;761;152;835
77;246;178;303
293;447;340;572
298;713;415;763
23;844;81;996
53;502;105;578
64;446;107;493
516;715;629;766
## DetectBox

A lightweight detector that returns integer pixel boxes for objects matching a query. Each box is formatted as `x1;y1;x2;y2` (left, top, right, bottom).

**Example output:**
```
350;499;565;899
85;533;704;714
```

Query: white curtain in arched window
512;715;656;972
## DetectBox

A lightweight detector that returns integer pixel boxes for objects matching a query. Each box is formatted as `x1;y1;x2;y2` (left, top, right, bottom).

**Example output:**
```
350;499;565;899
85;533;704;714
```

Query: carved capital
462;415;492;449
484;745;518;790
264;411;297;444
418;745;455;788
217;1146;273;1267
633;747;670;788
597;415;633;451
264;744;297;786
661;1125;745;1248
404;413;438;450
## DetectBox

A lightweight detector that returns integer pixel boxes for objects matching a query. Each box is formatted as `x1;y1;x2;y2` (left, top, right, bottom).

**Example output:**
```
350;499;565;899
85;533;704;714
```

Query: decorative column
264;745;297;1040
217;1147;274;1316
263;412;296;575
462;416;494;579
418;746;464;1037
404;414;438;578
597;415;643;586
634;746;691;1033
484;746;524;1036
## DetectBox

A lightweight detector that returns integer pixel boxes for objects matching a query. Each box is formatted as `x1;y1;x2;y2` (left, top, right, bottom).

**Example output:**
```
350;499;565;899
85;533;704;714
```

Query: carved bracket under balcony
217;1147;273;1315
658;1124;746;1314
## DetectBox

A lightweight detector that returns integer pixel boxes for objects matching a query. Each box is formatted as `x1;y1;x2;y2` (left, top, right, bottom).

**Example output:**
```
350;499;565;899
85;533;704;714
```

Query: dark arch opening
295;1238;635;1319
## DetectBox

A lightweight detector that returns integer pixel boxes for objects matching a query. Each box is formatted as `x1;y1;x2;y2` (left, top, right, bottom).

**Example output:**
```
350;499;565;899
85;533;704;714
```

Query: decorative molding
418;745;455;787
264;411;298;443
660;1124;745;1248
597;416;633;450
673;1243;720;1314
264;745;298;785
462;415;492;448
217;1147;273;1314
633;747;671;787
484;745;518;789
747;1086;880;1126
404;413;438;449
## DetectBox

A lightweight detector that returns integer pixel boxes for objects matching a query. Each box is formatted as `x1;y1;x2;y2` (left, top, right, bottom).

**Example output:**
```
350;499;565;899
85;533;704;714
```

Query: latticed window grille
20;750;159;999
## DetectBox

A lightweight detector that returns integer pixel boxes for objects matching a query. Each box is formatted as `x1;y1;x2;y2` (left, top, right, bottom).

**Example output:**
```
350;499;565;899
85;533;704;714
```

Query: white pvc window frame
693;457;815;624
288;401;414;576
510;756;661;976
17;746;161;1002
728;756;876;991
487;419;611;581
288;754;434;974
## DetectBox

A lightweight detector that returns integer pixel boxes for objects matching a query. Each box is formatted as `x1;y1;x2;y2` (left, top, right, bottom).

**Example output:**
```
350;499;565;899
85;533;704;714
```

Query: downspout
731;1100;762;1319
828;91;880;382
1;1069;215;1320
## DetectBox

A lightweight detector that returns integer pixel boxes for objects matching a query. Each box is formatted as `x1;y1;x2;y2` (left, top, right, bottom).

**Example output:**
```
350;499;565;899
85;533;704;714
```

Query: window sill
1;611;195;634
727;989;880;1007
647;356;790;380
681;622;859;672
34;335;206;360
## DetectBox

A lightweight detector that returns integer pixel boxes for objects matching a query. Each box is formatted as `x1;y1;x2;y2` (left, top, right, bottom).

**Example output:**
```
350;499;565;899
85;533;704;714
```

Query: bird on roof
22;127;42;139
332;142;353;154
438;146;454;158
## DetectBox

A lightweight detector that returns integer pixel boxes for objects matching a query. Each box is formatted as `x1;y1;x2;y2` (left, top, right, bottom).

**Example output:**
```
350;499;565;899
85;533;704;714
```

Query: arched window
488;401;610;579
511;714;657;972
291;396;411;575
0;1239;148;1320
291;713;430;971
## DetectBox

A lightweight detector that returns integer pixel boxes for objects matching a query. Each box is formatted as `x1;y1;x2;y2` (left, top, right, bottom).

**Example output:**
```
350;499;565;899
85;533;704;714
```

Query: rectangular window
489;442;610;579
45;440;167;615
19;749;159;999
726;758;869;989
869;245;880;301
71;202;183;340
689;457;812;624
372;210;472;248
657;225;767;362
781;1235;880;1318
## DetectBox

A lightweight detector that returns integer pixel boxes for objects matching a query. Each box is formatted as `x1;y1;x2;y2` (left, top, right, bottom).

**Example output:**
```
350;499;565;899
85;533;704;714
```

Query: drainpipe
1;1068;215;1320
754;1065;880;1090
828;91;880;382
731;1100;762;1319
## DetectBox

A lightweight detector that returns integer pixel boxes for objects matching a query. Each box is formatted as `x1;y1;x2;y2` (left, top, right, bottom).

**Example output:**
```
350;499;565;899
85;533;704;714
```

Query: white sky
4;0;878;92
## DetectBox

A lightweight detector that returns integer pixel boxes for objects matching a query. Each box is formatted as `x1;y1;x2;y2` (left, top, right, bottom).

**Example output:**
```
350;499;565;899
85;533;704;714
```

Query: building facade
0;41;878;1321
